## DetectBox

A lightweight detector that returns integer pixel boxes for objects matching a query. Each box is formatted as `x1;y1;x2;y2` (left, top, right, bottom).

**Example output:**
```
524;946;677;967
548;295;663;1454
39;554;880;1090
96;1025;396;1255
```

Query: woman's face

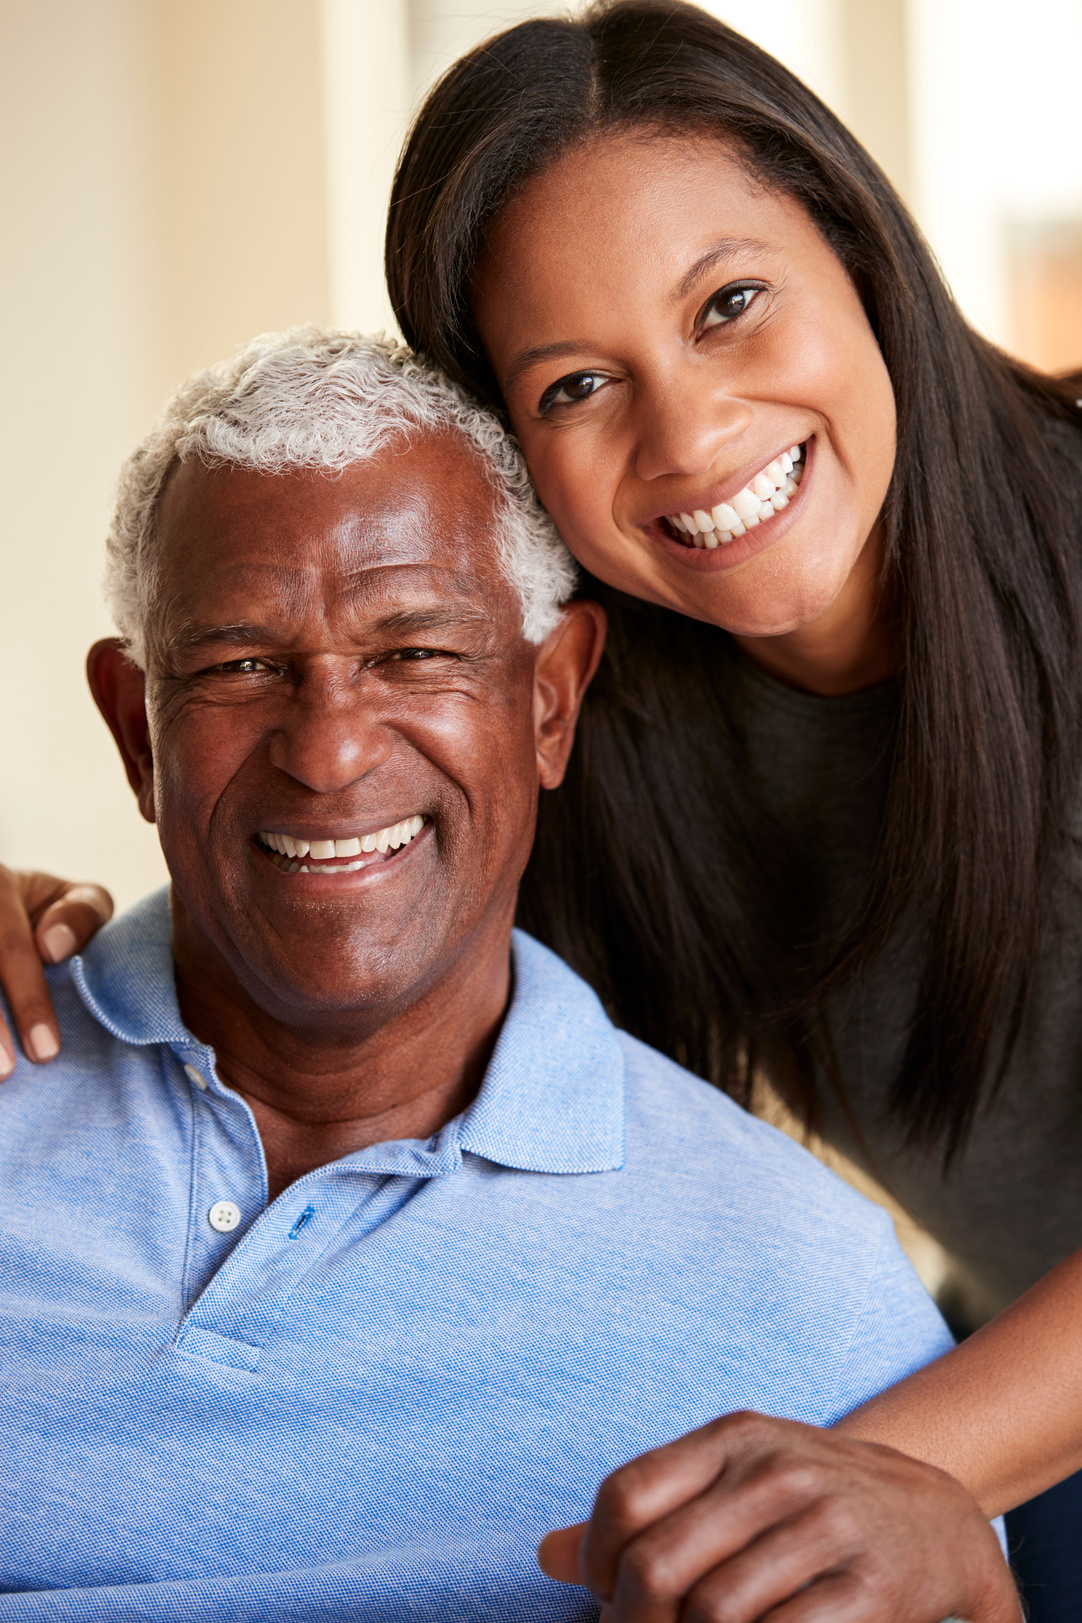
474;133;897;656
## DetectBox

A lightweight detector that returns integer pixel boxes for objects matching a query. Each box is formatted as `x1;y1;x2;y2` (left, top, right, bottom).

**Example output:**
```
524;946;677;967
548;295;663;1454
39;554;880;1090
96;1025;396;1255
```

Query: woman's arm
0;866;113;1072
837;1245;1082;1515
538;1253;1082;1617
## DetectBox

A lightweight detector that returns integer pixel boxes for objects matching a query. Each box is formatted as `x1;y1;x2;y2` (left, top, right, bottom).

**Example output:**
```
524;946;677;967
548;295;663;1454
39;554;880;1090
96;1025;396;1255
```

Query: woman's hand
538;1411;1020;1622
0;867;113;1074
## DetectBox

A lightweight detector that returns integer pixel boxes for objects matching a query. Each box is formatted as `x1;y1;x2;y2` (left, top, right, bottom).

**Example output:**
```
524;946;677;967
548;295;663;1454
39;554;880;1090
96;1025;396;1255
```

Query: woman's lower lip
646;439;815;572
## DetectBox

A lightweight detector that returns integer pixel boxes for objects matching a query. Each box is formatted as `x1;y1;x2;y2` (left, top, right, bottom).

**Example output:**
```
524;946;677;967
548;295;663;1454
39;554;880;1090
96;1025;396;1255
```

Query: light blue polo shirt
0;890;953;1621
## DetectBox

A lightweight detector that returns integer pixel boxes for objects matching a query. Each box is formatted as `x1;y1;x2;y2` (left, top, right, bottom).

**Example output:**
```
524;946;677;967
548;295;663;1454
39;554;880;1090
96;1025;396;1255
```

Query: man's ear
532;601;607;791
86;639;156;825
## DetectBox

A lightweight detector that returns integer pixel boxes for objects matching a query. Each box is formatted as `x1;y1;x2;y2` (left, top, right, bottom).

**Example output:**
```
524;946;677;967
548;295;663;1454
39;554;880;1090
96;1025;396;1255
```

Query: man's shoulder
0;962;125;1095
614;1028;896;1249
0;889;180;1121
507;930;892;1244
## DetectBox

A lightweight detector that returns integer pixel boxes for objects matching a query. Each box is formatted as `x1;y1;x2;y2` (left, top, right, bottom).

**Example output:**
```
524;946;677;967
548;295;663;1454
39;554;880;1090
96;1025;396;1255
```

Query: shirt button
208;1200;241;1233
184;1063;208;1091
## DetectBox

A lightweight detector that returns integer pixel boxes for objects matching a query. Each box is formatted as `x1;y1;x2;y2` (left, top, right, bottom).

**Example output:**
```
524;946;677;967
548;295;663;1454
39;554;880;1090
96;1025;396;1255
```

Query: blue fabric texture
0;889;954;1620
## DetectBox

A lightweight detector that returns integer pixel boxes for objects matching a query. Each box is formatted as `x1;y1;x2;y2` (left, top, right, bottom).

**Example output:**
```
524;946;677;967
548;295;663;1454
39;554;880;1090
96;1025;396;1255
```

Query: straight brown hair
387;0;1082;1158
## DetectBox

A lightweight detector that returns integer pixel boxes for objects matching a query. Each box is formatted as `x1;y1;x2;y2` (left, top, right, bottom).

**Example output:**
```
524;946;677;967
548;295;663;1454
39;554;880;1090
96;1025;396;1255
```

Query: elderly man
0;331;1007;1623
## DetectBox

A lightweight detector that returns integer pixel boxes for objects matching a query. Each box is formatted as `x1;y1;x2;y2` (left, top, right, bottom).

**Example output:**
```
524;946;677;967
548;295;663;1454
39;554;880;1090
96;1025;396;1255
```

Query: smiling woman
383;0;1082;1614
472;135;898;685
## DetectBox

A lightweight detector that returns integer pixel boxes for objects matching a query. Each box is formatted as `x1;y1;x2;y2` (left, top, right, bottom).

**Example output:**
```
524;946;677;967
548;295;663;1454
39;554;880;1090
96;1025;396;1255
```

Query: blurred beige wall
0;0;331;907
1;1;168;907
2;0;1079;911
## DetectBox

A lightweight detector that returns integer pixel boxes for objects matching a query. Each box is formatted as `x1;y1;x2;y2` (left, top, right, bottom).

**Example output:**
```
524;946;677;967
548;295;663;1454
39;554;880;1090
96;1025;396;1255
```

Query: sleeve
825;1226;1008;1555
824;1222;956;1426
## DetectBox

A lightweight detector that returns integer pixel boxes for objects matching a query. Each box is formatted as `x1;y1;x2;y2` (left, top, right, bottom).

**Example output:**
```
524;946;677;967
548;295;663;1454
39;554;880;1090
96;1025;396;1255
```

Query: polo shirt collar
459;929;625;1174
71;888;625;1177
72;887;189;1046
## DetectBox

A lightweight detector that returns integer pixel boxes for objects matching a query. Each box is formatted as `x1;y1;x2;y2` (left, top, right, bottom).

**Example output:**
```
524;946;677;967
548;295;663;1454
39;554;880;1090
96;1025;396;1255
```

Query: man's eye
386;647;448;663
216;658;271;673
538;371;606;413
700;283;762;330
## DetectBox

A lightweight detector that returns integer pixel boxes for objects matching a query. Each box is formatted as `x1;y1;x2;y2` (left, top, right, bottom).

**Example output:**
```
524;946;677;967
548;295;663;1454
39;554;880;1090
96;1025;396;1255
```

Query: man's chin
230;943;442;1028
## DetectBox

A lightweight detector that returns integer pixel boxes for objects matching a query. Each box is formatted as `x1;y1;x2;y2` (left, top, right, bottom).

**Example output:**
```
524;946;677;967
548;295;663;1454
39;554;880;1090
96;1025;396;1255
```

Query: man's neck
172;905;514;1202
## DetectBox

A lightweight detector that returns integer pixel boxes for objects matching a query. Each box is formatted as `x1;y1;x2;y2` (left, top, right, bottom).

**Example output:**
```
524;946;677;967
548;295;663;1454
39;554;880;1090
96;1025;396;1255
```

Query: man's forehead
154;438;513;613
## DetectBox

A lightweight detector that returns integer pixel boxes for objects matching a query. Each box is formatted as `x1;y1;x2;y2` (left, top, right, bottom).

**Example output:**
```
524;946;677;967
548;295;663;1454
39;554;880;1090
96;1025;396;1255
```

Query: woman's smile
661;439;805;548
642;437;811;575
475;132;897;682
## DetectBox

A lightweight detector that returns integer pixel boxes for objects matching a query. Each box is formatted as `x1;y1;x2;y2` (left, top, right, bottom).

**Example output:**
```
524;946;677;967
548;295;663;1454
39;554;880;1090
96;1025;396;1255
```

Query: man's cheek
151;731;245;868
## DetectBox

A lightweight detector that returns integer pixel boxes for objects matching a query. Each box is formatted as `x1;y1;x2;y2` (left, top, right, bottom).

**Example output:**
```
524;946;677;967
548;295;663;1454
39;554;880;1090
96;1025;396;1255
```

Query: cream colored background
3;0;1081;911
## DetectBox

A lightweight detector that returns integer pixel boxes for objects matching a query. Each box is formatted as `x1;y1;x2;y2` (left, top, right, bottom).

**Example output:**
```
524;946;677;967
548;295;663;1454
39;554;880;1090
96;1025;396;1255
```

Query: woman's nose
632;378;752;485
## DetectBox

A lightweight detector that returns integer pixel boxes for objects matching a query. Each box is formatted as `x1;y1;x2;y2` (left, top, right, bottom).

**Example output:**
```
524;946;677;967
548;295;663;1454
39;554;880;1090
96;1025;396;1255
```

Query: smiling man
0;331;987;1621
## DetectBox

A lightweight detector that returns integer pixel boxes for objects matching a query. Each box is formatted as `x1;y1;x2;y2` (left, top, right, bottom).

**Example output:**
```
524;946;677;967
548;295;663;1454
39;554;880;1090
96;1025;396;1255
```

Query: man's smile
255;815;428;875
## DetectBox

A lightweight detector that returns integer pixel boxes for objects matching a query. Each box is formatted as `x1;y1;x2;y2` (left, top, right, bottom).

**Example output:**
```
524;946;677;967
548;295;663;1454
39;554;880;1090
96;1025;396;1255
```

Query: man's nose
267;668;393;793
631;374;752;485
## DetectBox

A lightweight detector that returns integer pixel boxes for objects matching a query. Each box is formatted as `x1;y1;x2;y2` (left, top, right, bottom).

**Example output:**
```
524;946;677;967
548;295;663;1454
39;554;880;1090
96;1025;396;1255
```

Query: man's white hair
105;327;577;666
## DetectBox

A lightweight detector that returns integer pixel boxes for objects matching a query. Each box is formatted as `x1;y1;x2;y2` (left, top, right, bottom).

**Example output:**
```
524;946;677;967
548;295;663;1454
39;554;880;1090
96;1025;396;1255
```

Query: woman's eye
539;371;606;413
700;284;762;330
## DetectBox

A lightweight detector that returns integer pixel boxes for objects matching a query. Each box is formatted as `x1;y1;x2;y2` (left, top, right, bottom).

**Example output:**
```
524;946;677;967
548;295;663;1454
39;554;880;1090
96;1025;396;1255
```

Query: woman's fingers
0;868;60;1071
33;884;113;964
0;869;113;1070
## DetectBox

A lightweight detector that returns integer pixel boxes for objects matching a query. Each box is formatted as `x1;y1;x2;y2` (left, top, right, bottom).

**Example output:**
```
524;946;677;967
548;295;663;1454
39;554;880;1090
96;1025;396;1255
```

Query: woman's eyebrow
504;339;592;393
676;237;775;300
503;237;777;389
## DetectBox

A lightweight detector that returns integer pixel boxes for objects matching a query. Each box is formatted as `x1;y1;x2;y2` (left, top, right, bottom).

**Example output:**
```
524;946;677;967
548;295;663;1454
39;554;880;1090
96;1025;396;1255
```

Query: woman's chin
697;532;869;643
703;581;851;643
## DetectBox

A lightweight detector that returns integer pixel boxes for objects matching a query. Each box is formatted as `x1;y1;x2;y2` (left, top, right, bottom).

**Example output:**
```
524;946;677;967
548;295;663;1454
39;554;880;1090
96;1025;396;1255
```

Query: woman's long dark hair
387;0;1082;1159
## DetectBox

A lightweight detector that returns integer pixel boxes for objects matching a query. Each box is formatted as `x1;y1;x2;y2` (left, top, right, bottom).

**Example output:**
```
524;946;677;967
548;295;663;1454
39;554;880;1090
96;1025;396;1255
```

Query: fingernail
42;923;78;964
0;1042;14;1080
28;1023;60;1062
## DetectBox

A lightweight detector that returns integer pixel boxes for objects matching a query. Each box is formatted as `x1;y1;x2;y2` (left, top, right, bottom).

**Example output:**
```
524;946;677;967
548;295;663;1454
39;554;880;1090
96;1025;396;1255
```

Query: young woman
3;2;1082;1617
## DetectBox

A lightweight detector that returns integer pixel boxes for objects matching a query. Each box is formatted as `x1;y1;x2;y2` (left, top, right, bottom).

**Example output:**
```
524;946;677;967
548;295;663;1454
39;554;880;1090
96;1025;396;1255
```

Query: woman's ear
86;639;156;824
532;601;607;790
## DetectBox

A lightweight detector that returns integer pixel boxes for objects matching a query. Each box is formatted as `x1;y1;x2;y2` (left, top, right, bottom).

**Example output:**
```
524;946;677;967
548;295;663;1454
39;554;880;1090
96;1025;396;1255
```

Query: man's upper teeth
670;445;803;547
259;815;425;860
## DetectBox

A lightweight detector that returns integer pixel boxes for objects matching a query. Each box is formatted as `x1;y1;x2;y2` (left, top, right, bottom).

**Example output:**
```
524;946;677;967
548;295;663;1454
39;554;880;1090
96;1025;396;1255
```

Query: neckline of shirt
66;888;626;1179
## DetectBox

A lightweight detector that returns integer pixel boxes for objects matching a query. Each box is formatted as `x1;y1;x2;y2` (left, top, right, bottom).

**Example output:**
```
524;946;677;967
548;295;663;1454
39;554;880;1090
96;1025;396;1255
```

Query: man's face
117;435;577;1026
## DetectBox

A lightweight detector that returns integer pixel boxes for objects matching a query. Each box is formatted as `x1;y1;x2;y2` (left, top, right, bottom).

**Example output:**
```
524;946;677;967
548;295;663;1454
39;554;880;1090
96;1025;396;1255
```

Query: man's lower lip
648;439;814;572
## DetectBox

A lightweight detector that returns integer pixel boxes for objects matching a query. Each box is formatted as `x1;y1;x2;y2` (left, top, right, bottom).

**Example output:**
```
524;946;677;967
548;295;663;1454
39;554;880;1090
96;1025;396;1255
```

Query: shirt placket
170;1046;452;1374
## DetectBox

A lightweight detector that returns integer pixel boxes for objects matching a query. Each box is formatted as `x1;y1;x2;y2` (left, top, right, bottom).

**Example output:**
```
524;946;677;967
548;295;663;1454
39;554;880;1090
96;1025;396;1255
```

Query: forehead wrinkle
161;577;506;660
329;557;515;628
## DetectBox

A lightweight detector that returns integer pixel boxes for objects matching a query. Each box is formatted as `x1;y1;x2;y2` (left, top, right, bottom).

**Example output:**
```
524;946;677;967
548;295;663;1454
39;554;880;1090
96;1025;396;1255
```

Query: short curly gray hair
105;327;577;667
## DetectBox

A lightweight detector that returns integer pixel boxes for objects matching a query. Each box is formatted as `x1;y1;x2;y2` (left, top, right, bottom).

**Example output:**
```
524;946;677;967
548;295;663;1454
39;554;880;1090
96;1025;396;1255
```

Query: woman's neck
732;528;900;697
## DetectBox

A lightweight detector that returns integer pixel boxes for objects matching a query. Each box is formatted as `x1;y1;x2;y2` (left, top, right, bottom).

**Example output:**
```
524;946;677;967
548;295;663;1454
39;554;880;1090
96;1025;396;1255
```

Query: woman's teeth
258;815;426;874
668;445;804;548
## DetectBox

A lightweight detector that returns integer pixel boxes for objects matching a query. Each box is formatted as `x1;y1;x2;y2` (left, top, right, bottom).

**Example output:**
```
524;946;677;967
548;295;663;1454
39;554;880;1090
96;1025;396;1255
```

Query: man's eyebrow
167;623;280;656
675;237;775;301
165;605;495;657
502;238;776;391
370;605;493;637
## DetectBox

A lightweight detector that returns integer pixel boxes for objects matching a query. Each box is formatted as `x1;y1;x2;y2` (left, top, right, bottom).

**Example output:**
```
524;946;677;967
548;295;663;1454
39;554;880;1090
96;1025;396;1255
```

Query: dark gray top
727;646;1082;1332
